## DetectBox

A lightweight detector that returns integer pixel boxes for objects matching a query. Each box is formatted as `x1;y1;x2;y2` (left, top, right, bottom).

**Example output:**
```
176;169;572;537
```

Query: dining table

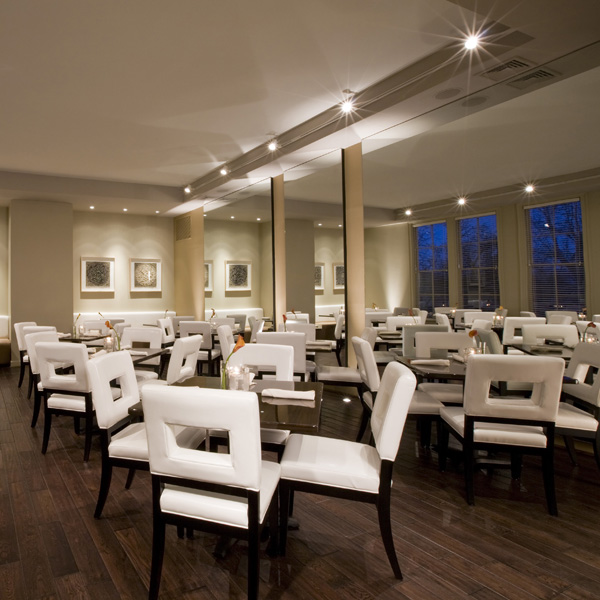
508;343;574;362
396;355;467;382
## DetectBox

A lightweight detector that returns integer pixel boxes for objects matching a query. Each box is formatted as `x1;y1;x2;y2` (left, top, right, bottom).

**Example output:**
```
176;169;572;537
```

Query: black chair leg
377;475;402;580
41;408;52;455
563;435;579;466
510;453;523;479
18;361;26;388
31;389;42;428
356;405;370;443
125;468;136;489
464;443;475;506
149;519;166;600
74;416;81;434
279;482;290;556
27;370;34;399
94;461;113;519
83;415;93;462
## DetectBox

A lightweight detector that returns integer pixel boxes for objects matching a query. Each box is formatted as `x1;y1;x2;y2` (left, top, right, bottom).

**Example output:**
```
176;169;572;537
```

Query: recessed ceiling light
457;197;467;206
342;397;352;403
525;184;535;193
220;167;228;176
464;35;479;50
338;224;342;228
184;185;191;194
317;223;322;226
267;141;278;151
90;206;95;210
256;217;261;221
123;208;128;212
230;216;235;219
404;208;412;216
155;210;160;214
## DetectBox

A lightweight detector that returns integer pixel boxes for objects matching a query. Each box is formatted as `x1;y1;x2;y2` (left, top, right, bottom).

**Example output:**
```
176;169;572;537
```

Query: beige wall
286;219;315;320
314;228;344;307
11;199;74;359
73;211;174;313
364;223;413;311
0;208;8;315
259;221;274;319
174;210;204;319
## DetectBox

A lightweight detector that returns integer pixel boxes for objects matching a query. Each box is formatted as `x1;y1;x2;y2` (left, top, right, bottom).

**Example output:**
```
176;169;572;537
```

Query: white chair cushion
160;460;280;528
280;433;381;494
418;382;464;404
441;406;548;448
556;403;599;431
316;365;362;384
408;389;444;415
47;393;88;412
135;370;159;382
260;428;290;445
138;379;167;398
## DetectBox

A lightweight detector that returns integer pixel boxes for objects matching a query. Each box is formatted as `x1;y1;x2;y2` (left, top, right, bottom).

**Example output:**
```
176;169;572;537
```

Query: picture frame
314;263;324;291
204;260;213;292
225;261;252;292
333;263;345;290
130;258;161;292
81;257;115;292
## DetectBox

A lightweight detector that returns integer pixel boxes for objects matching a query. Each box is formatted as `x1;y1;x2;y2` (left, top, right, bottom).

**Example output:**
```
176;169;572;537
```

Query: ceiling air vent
479;57;534;81
507;67;560;90
175;215;191;241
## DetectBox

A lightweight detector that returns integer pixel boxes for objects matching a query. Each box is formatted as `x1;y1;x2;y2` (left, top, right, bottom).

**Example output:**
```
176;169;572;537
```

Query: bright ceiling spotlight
267;140;278;151
404;208;412;216
184;185;191;194
457;197;467;206
123;208;128;212
256;217;261;221
342;397;352;403
220;167;228;176
155;210;160;214
525;184;535;193
464;35;480;50
317;223;322;227
90;206;95;210
340;98;354;114
230;215;235;219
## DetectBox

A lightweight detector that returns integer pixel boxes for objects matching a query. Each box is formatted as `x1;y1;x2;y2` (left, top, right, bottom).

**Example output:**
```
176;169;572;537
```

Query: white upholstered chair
279;361;416;580
180;321;221;375
501;317;546;352
435;313;452;332
352;336;380;442
157;317;175;346
216;324;235;359
257;331;313;381
521;323;579;347
36;341;95;461
520;311;536;317
249;317;265;342
545;310;578;324
14;321;36;389
86;351;206;519
227;313;247;332
438;354;564;514
464;312;495;327
227;343;293;381
171;315;195;335
143;385;280;600
120;327;163;381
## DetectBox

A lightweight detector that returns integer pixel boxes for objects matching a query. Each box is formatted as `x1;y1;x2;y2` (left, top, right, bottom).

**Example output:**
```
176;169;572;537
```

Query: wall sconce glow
123;208;128;212
457;197;467;206
256;217;261;221
464;35;480;50
340;98;354;114
525;184;535;193
338;224;342;228
230;216;235;219
184;185;191;194
404;208;412;216
220;167;229;176
267;141;278;151
155;210;160;214
90;206;95;210
318;223;322;227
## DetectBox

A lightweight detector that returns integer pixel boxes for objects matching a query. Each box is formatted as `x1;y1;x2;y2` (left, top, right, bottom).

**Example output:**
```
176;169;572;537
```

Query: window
458;215;499;309
527;200;585;315
415;222;448;312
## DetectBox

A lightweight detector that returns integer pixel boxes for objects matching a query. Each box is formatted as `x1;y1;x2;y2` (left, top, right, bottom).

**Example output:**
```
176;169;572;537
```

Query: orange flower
468;329;478;338
232;334;245;353
282;314;287;322
211;308;216;318
587;322;597;329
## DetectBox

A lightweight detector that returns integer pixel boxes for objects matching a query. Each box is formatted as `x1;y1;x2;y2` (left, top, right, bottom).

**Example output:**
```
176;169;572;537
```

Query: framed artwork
314;263;324;291
333;263;345;290
226;261;252;292
81;257;115;292
204;260;213;292
130;258;161;292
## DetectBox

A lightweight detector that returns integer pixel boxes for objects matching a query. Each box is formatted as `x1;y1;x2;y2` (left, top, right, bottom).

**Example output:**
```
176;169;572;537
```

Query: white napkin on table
128;350;147;356
410;359;450;366
261;388;316;406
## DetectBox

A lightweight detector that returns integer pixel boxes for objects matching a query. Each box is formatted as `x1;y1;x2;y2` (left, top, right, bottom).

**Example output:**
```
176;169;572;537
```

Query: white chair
83;319;110;335
211;317;235;329
502;317;546;352
401;325;448;358
438;354;564;515
171;315;195;335
87;351;206;519
114;322;131;338
120;327;163;381
548;315;572;325
36;342;95;461
471;319;493;331
23;327;59;424
556;342;600;469
180;321;221;376
227;343;293;381
435;307;456;315
435;313;452;332
414;332;475;405
217;324;235;359
257;331;313;381
334;313;345;365
386;316;417;331
14;321;36;390
278;321;316;341
453;309;482;329
520;311;536;317
157;317;175;347
286;312;310;324
143;385;280;600
418;309;428;324
521;324;579;347
249;317;265;343
279;361;416;580
227;313;247;332
352;336;380;442
361;326;395;365
545;310;578;324
464;312;495;327
364;311;393;329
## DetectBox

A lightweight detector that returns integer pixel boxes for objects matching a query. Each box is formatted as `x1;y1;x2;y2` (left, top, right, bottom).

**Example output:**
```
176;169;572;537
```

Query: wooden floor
2;364;600;600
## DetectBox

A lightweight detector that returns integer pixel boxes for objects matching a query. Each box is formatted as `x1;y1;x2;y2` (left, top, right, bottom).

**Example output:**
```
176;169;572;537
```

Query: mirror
203;179;273;325
284;150;343;330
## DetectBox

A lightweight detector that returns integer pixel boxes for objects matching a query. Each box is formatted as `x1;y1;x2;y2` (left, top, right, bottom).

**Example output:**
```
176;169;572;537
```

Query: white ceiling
2;0;600;219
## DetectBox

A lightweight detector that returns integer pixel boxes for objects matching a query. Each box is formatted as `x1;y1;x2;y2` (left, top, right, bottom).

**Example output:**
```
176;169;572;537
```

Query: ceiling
2;0;600;221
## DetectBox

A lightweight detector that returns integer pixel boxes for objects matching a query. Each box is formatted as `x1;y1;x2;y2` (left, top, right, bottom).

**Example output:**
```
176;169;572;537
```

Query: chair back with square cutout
14;321;37;351
36;342;91;393
415;331;475;358
217;325;235;358
563;342;600;408
165;335;202;384
143;386;262;489
352;336;380;392
501;317;546;345
121;327;163;365
257;331;305;375
228;343;294;381
157;318;175;345
521;323;579;347
24;329;59;375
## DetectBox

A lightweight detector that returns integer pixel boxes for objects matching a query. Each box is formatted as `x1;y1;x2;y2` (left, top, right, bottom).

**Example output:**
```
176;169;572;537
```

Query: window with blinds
458;214;499;309
415;222;448;313
526;200;585;315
